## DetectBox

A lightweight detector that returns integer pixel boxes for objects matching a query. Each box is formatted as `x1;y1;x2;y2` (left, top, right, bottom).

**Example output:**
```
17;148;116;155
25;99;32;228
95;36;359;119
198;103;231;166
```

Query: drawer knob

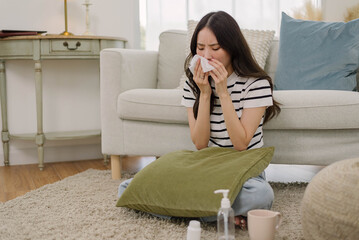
63;41;81;50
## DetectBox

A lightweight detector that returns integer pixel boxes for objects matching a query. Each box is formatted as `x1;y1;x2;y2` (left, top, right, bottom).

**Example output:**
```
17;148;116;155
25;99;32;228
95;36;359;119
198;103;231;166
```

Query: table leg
103;154;109;165
0;60;10;166
35;61;45;170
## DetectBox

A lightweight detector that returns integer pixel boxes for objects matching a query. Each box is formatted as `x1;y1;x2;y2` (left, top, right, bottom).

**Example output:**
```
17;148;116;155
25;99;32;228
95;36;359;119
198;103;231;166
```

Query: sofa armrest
100;48;158;155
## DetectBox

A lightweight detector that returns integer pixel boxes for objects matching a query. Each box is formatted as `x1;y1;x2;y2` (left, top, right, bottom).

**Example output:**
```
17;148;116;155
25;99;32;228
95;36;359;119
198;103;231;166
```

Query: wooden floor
0;156;156;203
0;156;323;203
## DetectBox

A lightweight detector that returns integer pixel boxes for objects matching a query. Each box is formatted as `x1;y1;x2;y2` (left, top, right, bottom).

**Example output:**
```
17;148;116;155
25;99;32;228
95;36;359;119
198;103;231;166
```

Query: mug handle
274;212;282;231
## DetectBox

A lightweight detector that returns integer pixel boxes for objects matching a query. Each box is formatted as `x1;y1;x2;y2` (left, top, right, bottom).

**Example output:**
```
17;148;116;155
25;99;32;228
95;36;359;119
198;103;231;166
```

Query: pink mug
248;209;282;240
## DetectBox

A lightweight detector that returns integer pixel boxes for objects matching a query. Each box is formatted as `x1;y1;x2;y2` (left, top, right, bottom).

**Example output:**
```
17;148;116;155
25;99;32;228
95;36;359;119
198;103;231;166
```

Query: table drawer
41;39;100;57
51;39;92;52
0;40;34;58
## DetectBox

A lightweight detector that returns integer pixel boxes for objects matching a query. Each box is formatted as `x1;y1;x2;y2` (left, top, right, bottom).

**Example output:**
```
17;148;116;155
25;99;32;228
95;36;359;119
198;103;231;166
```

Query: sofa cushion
118;89;187;124
119;89;359;130
264;90;359;130
275;13;359;91
157;30;187;89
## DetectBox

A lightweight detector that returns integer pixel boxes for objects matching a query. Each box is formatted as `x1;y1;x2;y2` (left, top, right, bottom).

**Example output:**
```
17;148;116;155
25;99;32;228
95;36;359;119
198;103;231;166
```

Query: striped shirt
181;72;273;150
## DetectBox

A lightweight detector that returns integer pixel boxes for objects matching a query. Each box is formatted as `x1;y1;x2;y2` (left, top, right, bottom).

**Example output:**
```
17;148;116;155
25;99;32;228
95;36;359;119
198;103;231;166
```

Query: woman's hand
193;59;212;96
209;59;229;98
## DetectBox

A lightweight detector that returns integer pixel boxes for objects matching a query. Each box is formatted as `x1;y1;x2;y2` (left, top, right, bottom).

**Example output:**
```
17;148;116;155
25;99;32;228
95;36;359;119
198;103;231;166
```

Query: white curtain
142;0;321;50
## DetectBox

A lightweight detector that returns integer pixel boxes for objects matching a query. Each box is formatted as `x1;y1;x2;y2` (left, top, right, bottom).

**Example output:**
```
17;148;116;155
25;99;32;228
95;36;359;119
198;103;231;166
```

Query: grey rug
0;169;307;240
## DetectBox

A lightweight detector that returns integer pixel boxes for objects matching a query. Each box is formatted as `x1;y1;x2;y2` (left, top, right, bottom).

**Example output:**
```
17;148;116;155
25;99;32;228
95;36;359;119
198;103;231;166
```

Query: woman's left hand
209;59;229;97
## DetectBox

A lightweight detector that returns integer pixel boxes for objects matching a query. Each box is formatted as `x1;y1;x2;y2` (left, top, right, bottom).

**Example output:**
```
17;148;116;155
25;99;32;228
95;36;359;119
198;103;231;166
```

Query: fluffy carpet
0;169;307;240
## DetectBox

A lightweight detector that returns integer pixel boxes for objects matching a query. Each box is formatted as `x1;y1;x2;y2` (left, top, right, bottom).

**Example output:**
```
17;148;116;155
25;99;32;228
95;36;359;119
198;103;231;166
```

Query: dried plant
292;0;323;21
344;3;359;22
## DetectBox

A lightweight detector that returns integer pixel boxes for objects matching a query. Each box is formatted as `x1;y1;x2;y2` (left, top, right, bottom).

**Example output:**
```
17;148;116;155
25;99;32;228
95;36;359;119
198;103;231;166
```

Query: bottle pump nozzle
214;189;231;208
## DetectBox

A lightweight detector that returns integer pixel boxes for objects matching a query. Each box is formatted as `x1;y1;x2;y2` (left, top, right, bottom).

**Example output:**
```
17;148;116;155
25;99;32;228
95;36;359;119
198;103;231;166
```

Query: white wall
0;0;140;166
0;0;140;48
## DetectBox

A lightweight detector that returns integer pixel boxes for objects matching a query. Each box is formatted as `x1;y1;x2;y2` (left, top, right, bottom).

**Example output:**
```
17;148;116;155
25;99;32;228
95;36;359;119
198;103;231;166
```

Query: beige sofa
100;30;359;179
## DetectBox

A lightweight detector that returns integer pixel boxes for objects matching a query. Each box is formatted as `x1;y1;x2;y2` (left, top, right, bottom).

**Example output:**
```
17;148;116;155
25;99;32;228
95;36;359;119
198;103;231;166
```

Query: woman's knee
118;178;133;198
255;181;274;209
232;178;274;216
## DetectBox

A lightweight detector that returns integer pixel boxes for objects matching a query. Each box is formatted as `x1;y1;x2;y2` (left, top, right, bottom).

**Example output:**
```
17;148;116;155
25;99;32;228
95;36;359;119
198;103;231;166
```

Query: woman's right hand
193;59;212;96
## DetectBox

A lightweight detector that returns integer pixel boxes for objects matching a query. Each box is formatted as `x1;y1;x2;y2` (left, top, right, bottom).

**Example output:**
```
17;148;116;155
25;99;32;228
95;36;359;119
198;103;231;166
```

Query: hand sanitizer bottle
186;220;201;240
214;189;235;240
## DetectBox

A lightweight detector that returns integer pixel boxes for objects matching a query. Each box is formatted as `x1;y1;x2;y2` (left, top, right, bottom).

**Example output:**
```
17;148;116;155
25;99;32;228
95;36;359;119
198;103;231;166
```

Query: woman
181;11;281;229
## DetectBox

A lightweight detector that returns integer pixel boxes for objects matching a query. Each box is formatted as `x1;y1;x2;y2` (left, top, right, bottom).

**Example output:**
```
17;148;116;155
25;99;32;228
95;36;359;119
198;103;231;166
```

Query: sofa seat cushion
265;90;359;130
118;89;187;124
119;89;359;130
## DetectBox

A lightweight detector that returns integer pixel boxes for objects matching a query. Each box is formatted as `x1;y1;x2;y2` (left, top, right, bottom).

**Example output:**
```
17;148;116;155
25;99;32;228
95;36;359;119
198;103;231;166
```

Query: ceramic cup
248;209;282;240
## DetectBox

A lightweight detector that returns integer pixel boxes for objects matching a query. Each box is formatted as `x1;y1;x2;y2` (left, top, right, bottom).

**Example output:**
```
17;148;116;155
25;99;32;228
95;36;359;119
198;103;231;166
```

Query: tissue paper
189;55;215;74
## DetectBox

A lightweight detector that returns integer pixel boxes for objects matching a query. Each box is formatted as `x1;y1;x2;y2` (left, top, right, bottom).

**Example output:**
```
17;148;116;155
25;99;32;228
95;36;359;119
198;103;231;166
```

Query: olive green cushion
116;147;274;217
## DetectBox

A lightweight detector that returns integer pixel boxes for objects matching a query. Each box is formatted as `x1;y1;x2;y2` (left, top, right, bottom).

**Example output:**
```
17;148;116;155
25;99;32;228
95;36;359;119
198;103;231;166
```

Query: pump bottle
214;189;235;240
186;220;201;240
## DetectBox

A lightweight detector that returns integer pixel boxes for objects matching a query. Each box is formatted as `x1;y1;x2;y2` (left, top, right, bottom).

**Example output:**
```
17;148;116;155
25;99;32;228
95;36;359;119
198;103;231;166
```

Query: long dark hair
184;11;280;124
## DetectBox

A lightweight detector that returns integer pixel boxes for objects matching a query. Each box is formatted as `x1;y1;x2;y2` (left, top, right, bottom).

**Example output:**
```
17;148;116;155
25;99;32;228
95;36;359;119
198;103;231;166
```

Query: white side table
0;35;127;169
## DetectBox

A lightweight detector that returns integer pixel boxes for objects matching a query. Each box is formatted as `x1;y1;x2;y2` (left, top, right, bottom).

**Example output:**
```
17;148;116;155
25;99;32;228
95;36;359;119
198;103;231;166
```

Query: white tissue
189;55;215;74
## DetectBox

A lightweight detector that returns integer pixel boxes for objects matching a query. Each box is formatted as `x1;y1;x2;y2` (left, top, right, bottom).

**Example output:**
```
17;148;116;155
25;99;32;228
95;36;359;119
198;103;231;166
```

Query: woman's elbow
191;135;209;150
195;143;208;150
233;141;250;151
192;140;208;150
234;145;247;151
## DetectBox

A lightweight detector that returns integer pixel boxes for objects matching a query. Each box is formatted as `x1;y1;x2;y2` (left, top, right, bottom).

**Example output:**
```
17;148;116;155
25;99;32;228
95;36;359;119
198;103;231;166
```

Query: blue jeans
118;172;274;222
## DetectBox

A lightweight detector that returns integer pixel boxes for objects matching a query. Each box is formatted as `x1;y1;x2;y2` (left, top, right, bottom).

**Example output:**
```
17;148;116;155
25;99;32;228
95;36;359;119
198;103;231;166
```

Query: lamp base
60;31;74;36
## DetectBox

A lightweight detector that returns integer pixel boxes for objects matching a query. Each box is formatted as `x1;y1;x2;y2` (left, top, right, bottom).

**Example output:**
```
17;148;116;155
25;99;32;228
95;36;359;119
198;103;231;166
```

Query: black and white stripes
181;72;273;150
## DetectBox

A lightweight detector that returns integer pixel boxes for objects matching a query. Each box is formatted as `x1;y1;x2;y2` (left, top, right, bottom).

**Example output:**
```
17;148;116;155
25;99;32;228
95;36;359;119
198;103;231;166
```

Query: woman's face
196;27;233;75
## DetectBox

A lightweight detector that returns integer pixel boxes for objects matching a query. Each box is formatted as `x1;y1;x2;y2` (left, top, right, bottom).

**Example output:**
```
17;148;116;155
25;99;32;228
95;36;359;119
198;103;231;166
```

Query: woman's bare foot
235;216;247;230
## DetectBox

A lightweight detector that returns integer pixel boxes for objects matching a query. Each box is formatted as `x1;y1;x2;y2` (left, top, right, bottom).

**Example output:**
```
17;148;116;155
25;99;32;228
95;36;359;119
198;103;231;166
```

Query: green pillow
116;147;274;217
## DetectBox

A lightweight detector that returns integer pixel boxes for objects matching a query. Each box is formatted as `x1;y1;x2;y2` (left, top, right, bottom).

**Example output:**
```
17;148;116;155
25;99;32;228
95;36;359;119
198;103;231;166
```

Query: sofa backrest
156;30;359;90
264;38;279;83
157;30;187;89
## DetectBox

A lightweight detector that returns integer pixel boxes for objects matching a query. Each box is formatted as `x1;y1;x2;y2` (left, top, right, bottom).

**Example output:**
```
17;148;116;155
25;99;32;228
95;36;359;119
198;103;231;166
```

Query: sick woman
181;11;281;229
